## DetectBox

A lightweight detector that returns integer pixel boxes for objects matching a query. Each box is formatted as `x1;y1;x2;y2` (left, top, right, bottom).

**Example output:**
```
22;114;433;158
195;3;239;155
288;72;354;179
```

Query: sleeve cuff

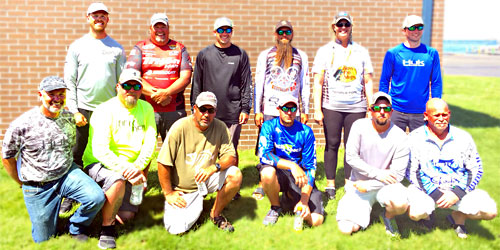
451;187;466;200
429;189;444;202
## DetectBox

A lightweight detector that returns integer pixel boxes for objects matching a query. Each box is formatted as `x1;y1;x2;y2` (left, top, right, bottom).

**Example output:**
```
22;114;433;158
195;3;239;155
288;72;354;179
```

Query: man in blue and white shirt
258;96;323;227
406;98;497;238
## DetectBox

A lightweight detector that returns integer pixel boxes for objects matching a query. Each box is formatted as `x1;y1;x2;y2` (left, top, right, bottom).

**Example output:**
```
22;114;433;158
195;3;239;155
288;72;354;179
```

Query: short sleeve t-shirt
157;115;236;192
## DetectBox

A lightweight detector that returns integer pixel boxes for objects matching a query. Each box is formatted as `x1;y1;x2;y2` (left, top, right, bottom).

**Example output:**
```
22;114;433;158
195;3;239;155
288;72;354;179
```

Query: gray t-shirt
2;108;76;182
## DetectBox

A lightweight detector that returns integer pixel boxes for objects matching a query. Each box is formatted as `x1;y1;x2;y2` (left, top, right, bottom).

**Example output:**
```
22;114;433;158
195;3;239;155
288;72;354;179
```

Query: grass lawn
1;75;499;249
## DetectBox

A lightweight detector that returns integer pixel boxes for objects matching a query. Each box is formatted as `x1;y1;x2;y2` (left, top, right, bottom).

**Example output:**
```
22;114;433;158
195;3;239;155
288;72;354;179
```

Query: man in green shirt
157;91;242;234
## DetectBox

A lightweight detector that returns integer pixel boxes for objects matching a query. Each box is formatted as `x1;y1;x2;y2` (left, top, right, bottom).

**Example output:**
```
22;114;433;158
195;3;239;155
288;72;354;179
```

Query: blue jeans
22;164;105;243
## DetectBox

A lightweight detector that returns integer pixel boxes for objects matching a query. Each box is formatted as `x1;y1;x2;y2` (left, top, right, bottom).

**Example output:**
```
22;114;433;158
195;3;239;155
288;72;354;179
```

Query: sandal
211;215;234;232
252;187;265;200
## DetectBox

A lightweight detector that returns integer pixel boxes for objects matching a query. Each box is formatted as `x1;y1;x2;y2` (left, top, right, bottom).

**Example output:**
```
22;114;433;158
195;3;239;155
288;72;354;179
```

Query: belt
22;179;58;187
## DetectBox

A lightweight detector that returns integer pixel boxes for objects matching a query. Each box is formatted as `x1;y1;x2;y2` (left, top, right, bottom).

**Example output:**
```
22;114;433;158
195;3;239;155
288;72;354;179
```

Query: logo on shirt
186;150;214;170
403;60;425;67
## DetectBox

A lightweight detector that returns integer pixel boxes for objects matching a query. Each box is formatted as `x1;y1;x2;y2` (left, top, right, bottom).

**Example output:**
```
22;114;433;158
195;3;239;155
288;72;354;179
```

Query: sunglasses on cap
216;27;232;34
121;82;142;91
198;106;216;114
407;25;424;31
280;105;297;113
335;22;351;28
277;29;293;35
371;105;392;112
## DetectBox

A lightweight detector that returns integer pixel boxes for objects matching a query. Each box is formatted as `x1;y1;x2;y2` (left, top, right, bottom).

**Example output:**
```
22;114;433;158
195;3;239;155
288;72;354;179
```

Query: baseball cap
196;92;218;108
402;15;424;29
87;2;108;15
39;76;67;92
151;13;169;26
214;17;233;30
119;69;142;84
372;91;392;105
278;95;298;107
332;11;352;25
275;20;293;31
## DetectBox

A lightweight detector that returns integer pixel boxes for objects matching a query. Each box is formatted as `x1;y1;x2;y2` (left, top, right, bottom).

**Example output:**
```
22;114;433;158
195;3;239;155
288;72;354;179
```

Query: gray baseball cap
278;95;298;107
196;91;217;108
372;91;392;105
39;76;67;92
119;68;142;84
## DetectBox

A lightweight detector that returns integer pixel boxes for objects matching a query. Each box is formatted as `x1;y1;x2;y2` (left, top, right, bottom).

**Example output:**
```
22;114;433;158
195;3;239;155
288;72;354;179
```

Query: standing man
191;17;252;156
126;13;193;141
406;98;497;238
379;15;442;132
1;76;105;243
83;69;157;249
158;92;242;234
258;96;324;227
337;92;409;236
254;20;310;126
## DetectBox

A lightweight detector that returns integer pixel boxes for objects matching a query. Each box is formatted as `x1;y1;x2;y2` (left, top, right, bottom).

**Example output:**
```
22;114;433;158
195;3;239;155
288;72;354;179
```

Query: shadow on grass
449;104;500;128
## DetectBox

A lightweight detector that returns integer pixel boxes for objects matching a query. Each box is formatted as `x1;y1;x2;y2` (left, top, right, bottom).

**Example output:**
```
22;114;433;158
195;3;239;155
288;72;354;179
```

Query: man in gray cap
191;17;252;160
379;15;442;132
82;68;156;249
336;92;409;236
157;91;242;234
253;20;310;200
1;76;105;243
126;13;193;142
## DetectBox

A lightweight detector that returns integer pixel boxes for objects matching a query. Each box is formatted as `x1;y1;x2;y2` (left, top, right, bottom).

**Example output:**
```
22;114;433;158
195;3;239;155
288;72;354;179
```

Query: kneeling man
83;69;157;249
407;98;497;238
337;92;409;236
158;91;242;234
259;96;324;227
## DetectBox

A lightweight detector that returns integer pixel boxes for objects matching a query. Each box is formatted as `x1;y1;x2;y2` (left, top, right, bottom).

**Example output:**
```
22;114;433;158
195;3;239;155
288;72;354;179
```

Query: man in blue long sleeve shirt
258;96;324;227
379;15;442;132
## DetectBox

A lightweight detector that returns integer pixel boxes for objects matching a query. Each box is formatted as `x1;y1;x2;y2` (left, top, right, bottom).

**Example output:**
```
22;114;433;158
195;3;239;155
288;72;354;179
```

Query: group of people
0;2;497;249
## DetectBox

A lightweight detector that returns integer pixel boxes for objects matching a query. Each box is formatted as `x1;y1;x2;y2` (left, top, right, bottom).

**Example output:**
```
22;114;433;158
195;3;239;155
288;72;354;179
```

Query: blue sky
444;0;500;40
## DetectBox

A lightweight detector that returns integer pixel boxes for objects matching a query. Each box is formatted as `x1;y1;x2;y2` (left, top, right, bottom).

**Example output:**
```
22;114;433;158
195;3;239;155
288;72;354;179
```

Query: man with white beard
82;69;157;249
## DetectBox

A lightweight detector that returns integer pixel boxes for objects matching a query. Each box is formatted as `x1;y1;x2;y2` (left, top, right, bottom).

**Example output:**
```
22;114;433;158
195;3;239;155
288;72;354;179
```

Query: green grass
1;75;499;249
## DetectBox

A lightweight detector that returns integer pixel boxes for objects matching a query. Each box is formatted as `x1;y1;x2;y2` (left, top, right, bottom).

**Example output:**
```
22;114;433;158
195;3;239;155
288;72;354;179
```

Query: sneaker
380;211;400;237
98;235;116;249
418;212;435;230
325;187;336;200
71;233;88;242
211;215;235;232
59;198;74;215
447;214;468;239
263;206;282;226
232;192;241;201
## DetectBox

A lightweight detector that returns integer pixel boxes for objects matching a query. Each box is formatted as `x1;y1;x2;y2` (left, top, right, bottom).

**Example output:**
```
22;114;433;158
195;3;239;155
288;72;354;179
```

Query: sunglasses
121;82;142;91
335;22;351;28
277;29;293;35
198;106;216;114
371;105;392;112
407;25;424;31
280;106;297;113
216;27;232;34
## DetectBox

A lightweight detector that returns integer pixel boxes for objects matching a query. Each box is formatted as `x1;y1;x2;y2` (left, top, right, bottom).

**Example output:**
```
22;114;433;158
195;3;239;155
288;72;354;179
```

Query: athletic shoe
232;192;241;201
59;198;74;215
418;212;435;230
71;233;88;242
380;211;400;237
98;235;116;249
447;214;468;239
211;215;235;232
263;206;282;226
325;187;336;200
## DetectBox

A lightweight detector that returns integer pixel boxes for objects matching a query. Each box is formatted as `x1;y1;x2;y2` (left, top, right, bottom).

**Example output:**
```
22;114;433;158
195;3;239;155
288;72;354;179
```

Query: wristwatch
215;163;221;172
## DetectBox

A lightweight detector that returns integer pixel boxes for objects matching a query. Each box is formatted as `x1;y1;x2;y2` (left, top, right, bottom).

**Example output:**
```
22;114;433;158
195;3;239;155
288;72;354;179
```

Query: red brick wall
0;0;444;150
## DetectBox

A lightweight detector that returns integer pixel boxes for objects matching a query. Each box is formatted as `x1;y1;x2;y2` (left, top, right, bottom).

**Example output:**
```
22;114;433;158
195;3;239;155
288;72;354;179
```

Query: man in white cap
62;2;126;213
126;13;193;142
157;91;242;234
191;17;252;162
83;69;156;249
379;15;442;132
2;76;105;243
257;95;324;227
337;92;409;236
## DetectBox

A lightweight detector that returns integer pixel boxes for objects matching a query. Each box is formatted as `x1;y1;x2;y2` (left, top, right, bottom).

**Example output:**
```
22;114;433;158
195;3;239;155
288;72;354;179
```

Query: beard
375;118;388;126
123;96;138;109
275;38;293;69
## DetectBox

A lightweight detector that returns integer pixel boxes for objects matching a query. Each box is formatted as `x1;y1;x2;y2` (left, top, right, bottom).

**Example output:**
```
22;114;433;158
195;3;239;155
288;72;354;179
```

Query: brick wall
0;0;444;150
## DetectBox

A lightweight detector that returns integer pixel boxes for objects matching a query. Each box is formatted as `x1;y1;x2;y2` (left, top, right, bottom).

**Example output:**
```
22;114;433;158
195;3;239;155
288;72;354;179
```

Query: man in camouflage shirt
1;76;105;243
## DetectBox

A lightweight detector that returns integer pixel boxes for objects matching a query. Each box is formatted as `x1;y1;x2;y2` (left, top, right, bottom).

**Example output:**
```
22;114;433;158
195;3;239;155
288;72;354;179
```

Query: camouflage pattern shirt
2;108;76;182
